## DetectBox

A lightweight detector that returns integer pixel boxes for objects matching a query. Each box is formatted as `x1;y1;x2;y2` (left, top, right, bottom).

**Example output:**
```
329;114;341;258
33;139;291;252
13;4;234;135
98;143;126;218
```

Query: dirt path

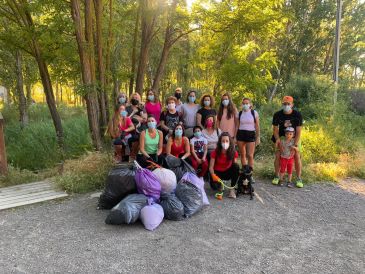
0;180;364;274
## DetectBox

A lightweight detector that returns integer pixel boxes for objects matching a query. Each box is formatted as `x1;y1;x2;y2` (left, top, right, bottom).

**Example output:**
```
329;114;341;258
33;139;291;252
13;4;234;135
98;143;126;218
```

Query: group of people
108;88;304;199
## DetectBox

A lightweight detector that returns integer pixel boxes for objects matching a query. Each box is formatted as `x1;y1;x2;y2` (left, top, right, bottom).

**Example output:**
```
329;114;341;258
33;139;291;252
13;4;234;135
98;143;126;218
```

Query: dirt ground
0;180;364;274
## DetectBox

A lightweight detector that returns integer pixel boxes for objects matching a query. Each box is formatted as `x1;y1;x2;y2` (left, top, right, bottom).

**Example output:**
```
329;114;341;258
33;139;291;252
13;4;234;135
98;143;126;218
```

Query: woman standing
116;92;128;105
236;98;260;170
180;90;200;138
202;115;222;156
196;94;217;129
137;115;164;168
217;93;238;139
209;132;240;199
166;124;191;160
144;89;162;124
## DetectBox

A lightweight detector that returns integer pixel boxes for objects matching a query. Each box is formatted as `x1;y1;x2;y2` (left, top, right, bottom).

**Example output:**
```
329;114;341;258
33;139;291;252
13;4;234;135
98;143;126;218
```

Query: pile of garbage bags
99;156;209;231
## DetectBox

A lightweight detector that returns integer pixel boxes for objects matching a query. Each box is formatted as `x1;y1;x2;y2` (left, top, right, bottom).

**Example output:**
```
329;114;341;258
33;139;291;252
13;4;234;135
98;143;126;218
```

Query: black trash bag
162;154;181;168
175;181;203;218
159;193;184;221
162;155;196;182
105;194;148;225
98;164;137;210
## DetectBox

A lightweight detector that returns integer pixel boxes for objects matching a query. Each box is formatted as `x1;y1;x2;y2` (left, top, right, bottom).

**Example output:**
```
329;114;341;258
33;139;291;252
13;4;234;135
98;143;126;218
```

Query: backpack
238;109;256;124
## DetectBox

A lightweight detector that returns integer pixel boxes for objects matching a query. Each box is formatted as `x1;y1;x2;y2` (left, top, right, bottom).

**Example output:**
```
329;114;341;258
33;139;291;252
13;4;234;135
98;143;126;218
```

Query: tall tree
15;50;28;128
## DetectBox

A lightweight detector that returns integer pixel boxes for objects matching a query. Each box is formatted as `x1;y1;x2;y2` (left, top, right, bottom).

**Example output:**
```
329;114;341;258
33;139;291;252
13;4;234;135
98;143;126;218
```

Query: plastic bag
134;161;161;202
162;154;181;168
140;203;164;231
175;181;203;218
159;193;185;221
98;164;137;209
105;194;148;225
162;155;196;182
153;168;177;194
181;173;209;206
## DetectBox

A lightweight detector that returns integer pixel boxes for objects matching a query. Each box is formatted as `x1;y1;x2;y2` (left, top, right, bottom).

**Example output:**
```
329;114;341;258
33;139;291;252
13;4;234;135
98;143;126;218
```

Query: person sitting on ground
217;92;238;139
137;115;164;168
166;124;191;160
196;94;217;129
180;90;200;138
174;87;183;113
272;95;303;188
209;132;240;199
189;126;208;177
144;89;162;124
278;127;298;188
159;96;183;142
107;104;135;163
202;114;222;156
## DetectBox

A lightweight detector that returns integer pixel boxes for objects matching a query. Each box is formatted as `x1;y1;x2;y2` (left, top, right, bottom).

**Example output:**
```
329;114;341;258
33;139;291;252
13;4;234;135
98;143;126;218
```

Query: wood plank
0;181;51;192
0;184;53;195
0;190;59;203
0;193;68;210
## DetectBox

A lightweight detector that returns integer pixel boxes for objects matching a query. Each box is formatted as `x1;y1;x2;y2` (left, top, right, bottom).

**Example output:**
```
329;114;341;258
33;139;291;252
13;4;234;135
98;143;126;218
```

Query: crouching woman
209;132;240;199
137;115;164;168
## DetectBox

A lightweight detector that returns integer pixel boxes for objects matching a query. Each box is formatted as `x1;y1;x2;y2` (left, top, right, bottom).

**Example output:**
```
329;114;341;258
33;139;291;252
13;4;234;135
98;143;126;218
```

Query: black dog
236;165;255;200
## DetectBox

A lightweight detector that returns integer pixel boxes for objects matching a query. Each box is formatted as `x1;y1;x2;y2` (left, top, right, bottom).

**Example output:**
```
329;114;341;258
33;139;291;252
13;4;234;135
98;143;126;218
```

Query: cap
282;96;293;103
285;127;295;133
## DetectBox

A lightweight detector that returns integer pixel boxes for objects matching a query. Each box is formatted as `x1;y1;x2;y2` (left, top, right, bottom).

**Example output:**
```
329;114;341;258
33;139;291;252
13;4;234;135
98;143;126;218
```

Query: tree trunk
129;3;140;96
71;0;102;150
105;0;114;105
15;50;28;128
135;0;157;95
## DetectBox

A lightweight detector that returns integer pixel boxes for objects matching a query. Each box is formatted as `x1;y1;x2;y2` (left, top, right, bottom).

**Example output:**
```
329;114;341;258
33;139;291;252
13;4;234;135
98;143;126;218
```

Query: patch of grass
55;152;114;193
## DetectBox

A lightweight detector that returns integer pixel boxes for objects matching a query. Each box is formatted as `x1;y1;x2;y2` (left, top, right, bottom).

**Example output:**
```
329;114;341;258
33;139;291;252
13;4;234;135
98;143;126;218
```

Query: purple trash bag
134;161;161;202
140;203;164;231
181;172;210;206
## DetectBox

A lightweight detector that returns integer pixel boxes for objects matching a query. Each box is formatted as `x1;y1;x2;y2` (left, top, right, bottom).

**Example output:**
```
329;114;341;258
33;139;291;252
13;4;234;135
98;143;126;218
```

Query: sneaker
296;179;304;188
228;189;236;199
278;181;284;187
272;177;280;185
287;182;295;188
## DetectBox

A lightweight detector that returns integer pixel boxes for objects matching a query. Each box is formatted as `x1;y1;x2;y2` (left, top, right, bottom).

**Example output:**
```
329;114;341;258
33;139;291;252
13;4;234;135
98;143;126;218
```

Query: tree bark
15;50;28;128
71;0;102;150
129;2;140;96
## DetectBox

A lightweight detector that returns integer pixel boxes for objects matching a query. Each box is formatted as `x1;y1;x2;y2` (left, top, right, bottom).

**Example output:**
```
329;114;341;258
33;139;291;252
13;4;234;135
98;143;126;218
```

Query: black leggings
210;163;240;190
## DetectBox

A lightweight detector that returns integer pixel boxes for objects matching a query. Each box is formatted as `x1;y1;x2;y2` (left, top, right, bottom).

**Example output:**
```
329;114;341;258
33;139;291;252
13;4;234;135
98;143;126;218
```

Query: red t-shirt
118;117;132;131
211;150;238;172
170;138;187;158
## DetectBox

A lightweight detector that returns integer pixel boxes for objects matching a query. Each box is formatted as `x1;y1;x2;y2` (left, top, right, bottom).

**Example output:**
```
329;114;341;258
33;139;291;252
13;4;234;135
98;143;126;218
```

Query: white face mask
221;143;229;150
168;103;176;110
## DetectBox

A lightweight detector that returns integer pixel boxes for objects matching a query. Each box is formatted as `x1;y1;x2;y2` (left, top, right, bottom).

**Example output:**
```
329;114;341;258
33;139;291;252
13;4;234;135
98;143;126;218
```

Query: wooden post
0;112;8;175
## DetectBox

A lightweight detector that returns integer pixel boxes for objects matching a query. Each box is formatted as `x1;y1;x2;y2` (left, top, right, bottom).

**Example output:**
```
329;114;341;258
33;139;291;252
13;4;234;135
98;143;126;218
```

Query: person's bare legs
237;141;247;166
294;151;302;179
274;150;281;177
246;142;256;168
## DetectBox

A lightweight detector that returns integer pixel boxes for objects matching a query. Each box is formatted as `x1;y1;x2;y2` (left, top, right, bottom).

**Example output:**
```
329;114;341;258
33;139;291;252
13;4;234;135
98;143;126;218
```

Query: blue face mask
147;121;156;129
188;96;196;103
148;95;155;101
283;105;292;113
222;99;229;107
204;100;211;107
175;129;183;137
119;97;126;104
120;110;128;117
242;104;250;111
194;131;202;138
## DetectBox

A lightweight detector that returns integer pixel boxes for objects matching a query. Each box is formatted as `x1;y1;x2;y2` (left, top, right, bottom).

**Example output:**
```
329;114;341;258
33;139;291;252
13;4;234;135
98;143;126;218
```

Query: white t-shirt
202;128;222;151
238;110;258;131
190;136;208;156
181;103;200;128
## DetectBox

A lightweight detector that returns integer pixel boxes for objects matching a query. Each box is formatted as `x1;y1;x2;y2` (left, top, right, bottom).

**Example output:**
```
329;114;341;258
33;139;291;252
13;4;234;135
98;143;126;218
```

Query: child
279;127;298;187
190;126;208;177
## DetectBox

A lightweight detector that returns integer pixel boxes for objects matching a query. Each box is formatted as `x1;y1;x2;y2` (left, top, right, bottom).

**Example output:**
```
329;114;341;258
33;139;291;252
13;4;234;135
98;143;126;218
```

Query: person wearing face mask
144;89;162;124
217;93;238;138
107;104;135;163
166;124;191;160
189;126;208;177
202;115;222;156
174;87;183;113
159;96;183;142
197;94;217;129
209;132;239;199
137;115;164;168
180;90;200;138
236;98;260;172
271;96;303;188
116;92;128;105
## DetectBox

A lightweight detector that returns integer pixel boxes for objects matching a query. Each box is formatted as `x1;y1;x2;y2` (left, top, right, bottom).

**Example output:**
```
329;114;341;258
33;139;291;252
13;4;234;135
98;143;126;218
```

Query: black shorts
236;130;256;142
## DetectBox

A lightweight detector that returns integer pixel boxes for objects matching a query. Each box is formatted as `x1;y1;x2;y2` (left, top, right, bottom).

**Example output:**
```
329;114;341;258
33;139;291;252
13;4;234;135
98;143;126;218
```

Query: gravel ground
0;180;364;274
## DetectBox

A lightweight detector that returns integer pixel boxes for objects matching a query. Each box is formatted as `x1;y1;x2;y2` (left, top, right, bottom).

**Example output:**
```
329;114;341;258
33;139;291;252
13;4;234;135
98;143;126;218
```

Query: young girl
190;126;208;177
166;124;191;160
217;93;238;138
279;127;298;187
209;132;240;199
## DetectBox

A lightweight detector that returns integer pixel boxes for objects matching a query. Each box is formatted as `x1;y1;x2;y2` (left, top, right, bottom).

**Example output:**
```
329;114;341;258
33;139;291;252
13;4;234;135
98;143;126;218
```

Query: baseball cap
282;96;294;103
285;127;295;133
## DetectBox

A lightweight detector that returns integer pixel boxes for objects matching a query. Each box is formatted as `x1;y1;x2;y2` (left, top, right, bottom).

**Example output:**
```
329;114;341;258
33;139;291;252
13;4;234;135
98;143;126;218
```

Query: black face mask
131;99;139;106
175;93;182;100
